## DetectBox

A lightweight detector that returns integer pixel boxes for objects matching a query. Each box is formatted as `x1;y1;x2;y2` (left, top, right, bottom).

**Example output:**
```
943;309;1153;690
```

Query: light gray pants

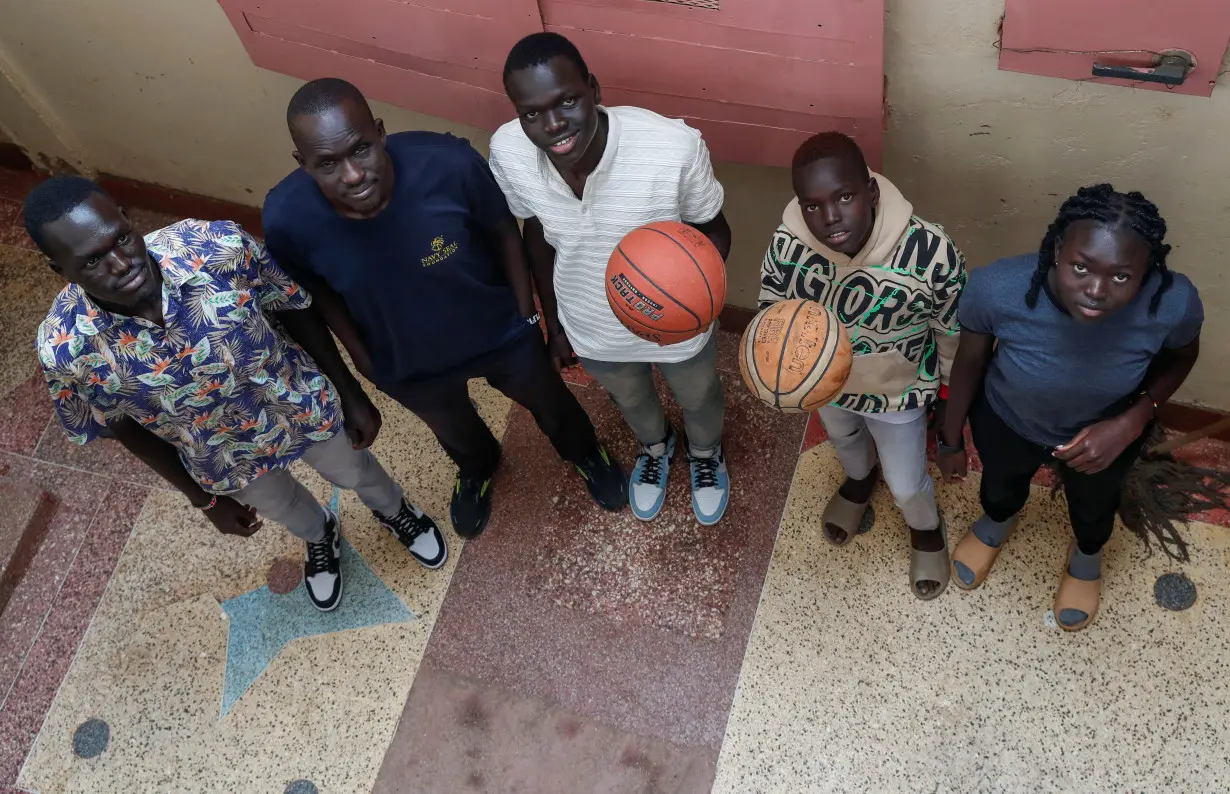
817;405;939;531
232;432;404;543
580;332;725;452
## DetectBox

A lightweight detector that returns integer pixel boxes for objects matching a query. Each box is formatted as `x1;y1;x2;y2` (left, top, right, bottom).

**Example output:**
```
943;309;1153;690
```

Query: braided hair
1026;183;1172;314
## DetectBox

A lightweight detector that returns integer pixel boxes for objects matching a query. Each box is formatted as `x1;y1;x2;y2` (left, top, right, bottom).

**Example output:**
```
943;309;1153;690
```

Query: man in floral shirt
27;176;446;611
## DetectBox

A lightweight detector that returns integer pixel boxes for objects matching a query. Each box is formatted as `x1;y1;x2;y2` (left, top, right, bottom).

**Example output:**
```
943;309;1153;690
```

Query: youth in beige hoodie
758;171;965;414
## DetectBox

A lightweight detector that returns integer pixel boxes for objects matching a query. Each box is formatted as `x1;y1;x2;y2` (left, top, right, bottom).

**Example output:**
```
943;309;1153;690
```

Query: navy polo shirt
262;132;529;383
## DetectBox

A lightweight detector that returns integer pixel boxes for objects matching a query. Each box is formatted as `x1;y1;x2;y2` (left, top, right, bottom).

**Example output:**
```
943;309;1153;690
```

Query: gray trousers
232;432;404;543
817;405;939;531
580;332;725;452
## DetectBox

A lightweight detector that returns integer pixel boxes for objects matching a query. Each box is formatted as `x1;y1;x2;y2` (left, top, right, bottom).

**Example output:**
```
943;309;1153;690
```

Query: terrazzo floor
1;165;1228;793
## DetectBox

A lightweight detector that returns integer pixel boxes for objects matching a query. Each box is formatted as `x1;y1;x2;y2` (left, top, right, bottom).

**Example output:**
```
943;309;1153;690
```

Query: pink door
216;0;544;130
540;0;885;167
216;0;887;167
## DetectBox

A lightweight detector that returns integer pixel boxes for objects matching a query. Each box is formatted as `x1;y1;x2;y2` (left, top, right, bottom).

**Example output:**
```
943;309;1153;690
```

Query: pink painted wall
999;0;1230;98
214;0;886;168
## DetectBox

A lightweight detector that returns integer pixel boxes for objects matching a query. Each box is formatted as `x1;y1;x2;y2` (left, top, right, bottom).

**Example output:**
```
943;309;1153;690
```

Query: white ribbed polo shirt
488;106;725;364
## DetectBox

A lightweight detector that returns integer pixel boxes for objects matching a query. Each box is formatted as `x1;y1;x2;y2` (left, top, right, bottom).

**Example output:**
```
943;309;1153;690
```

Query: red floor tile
31;427;164;488
378;354;806;786
0;372;54;457
0;479;146;789
375;662;715;794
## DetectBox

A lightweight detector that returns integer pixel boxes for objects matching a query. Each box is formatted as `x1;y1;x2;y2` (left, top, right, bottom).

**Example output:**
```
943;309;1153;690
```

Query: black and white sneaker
304;509;343;612
377;499;448;570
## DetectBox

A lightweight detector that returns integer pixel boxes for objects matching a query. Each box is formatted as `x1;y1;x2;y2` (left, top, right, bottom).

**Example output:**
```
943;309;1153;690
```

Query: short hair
791;132;870;180
503;32;589;84
286;77;372;125
1027;184;1173;315
23;175;108;255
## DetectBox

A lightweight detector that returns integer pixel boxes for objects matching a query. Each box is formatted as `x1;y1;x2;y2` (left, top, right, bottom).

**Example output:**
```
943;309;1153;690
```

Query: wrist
938;424;965;451
188;491;216;510
1124;395;1156;431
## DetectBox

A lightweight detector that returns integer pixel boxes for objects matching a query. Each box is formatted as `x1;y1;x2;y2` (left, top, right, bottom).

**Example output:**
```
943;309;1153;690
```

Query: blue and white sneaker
629;427;676;521
688;442;729;526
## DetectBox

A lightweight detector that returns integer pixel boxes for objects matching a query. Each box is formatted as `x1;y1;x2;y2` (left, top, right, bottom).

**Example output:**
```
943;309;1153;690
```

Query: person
758;132;966;600
488;32;734;526
262;78;626;540
28;176;446;613
938;184;1202;631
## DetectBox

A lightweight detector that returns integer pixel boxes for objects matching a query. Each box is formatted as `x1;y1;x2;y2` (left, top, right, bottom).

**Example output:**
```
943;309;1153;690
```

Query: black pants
379;330;599;480
970;393;1146;555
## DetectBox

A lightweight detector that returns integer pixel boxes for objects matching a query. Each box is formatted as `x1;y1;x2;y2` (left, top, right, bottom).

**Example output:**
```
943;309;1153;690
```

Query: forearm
112;419;212;506
523;217;564;334
1123;338;1201;430
491;215;537;318
275;304;364;397
690;211;732;260
940;333;994;446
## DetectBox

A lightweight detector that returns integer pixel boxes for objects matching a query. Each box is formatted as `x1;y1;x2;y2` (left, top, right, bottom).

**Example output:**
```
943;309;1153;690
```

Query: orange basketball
739;299;853;413
605;221;727;345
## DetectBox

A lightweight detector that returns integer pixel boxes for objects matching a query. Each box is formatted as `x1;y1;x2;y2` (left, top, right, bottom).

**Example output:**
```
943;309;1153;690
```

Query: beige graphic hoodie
758;172;965;413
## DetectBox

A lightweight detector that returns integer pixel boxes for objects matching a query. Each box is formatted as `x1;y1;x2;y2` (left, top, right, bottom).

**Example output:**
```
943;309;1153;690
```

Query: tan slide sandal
950;519;1016;591
1054;543;1101;632
821;492;871;547
910;517;950;601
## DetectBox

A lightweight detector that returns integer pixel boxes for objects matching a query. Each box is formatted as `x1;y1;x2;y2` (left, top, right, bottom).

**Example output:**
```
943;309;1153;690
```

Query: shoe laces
576;446;611;480
384;503;431;541
306;522;336;575
636;451;666;485
691;455;721;490
456;477;488;502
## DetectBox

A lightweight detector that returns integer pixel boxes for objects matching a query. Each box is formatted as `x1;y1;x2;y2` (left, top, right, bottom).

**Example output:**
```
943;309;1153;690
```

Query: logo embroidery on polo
421;235;459;267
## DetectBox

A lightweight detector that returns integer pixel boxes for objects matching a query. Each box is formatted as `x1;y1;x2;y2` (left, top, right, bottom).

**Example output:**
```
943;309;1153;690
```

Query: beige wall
0;0;1226;406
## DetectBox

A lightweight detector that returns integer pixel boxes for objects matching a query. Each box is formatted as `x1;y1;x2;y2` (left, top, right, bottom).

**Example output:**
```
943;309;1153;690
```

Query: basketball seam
609;295;693;342
788;314;842;409
772;300;810;411
615;244;705;331
642;226;720;319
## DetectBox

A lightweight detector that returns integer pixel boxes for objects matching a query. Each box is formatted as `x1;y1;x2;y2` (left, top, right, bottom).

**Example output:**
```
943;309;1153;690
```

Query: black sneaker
376;498;448;569
304;509;342;612
450;476;494;539
575;443;628;512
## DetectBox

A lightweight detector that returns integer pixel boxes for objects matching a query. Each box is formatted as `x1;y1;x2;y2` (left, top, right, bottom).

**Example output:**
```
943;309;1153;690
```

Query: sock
643;430;671;457
689;442;720;459
1067;546;1102;581
971;513;1015;548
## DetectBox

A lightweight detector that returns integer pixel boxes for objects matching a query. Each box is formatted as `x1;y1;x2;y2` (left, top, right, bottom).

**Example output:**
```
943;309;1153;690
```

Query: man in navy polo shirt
262;78;626;538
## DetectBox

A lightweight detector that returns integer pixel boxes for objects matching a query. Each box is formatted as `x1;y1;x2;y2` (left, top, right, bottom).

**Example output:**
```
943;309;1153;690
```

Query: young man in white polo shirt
488;32;734;526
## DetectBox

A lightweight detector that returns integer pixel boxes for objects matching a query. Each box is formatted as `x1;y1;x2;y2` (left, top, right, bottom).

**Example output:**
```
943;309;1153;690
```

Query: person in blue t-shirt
937;184;1203;632
263;79;627;538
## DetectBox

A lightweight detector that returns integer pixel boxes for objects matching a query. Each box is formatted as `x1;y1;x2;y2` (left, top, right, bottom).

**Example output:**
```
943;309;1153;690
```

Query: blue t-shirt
262;132;528;383
959;254;1203;448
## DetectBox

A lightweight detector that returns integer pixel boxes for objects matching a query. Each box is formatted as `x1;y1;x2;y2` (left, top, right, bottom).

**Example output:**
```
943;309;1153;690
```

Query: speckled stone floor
2;165;1229;794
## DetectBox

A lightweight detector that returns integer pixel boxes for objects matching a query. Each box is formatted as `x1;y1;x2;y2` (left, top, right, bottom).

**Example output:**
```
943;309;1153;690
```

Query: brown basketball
739;299;852;413
605;221;727;345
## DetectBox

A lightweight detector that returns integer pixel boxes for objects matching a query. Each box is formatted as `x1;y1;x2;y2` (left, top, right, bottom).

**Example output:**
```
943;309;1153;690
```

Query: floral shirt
37;219;342;495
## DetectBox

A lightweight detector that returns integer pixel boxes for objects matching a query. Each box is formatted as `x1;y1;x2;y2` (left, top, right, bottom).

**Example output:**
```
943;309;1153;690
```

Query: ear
590;74;602;106
46;256;63;275
868;176;880;209
375;118;386;142
292;150;306;168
